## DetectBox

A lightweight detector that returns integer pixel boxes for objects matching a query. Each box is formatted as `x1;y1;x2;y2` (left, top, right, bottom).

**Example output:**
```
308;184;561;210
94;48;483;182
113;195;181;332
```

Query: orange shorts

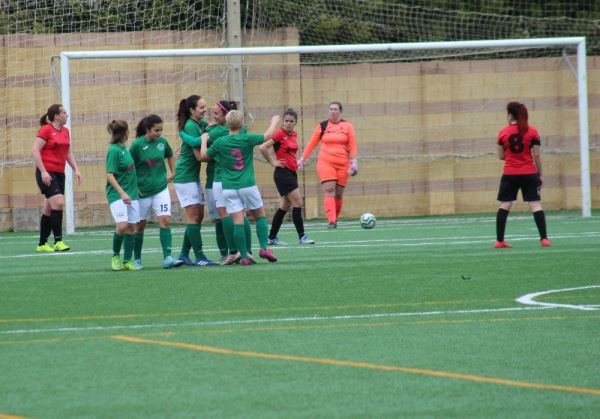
317;160;350;187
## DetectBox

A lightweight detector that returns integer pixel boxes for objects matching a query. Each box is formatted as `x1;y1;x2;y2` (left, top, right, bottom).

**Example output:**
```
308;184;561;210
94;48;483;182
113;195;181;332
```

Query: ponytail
177;95;201;131
506;101;529;136
135;114;163;138
40;104;63;126
107;119;129;144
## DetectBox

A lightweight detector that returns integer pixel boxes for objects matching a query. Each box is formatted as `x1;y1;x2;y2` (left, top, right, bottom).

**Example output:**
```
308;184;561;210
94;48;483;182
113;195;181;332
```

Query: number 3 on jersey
508;134;524;153
231;148;244;171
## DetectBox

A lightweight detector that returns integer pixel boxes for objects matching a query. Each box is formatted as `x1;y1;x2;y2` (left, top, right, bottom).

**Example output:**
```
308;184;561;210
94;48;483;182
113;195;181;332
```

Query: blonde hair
225;110;243;130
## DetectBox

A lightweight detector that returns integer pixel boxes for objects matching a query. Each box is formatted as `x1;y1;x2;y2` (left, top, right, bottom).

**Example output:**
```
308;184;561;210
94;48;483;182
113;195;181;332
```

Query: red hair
506;102;529;136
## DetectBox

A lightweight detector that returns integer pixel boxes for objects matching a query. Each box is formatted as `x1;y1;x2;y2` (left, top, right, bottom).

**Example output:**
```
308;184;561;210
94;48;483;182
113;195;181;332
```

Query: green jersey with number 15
130;136;173;197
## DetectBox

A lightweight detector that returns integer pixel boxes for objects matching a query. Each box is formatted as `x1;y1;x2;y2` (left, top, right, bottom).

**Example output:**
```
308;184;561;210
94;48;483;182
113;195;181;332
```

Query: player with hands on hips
260;108;315;245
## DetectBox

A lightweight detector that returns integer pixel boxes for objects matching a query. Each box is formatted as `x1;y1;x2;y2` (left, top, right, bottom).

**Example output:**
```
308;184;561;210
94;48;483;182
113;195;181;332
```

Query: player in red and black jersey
495;102;551;248
259;109;315;245
31;104;82;252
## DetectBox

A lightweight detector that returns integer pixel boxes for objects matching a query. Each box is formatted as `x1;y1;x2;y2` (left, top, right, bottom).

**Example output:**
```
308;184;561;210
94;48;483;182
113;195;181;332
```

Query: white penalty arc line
0;306;553;336
516;285;600;311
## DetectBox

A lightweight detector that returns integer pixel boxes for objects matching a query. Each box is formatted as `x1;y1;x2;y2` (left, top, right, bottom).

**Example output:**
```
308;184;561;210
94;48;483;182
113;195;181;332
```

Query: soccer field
1;213;599;418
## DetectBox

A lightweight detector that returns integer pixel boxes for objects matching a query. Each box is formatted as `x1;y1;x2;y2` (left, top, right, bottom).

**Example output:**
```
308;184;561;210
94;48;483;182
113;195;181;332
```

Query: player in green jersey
187;100;254;265
130;114;183;269
173;95;216;267
105;120;140;271
201;110;281;265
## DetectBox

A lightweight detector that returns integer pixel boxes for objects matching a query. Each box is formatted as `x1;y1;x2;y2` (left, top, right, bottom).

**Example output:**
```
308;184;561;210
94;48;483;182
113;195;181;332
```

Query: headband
217;102;229;113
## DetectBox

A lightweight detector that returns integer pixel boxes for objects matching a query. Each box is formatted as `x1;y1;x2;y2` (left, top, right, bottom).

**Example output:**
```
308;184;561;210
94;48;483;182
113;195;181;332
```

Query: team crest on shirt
157;143;165;151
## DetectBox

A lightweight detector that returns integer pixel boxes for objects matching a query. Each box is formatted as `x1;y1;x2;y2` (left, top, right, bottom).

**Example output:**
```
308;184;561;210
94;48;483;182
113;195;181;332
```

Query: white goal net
55;38;591;232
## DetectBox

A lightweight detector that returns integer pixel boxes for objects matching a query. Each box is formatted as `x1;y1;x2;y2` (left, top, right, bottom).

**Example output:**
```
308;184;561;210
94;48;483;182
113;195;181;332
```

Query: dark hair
107;120;129;144
506;102;529;136
329;101;343;112
39;104;63;126
283;108;298;121
177;95;202;131
135;114;163;138
216;100;238;116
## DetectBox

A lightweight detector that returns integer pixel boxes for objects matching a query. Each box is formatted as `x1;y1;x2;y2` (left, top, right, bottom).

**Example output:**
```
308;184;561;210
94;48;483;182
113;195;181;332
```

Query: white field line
516;285;600;311
3;232;600;260
0;213;593;241
0;306;554;336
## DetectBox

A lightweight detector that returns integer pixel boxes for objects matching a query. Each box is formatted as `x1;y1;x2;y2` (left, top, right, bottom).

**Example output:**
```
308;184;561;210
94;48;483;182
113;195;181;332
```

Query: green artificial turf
1;212;599;418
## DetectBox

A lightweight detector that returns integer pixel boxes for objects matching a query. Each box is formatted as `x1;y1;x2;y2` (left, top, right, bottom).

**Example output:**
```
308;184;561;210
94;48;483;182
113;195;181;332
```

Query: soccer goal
57;37;591;233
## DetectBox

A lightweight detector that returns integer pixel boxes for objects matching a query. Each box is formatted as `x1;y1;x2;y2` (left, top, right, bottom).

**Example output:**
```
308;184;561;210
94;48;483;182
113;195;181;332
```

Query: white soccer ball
360;213;376;229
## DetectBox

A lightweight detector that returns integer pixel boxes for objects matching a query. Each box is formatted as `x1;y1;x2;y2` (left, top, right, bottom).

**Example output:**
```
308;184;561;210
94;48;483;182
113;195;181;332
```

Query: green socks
244;216;253;253
186;224;205;259
223;215;237;253
215;221;228;257
134;232;144;260
255;216;269;250
180;228;191;258
159;227;172;258
113;233;124;257
123;234;134;262
233;223;247;259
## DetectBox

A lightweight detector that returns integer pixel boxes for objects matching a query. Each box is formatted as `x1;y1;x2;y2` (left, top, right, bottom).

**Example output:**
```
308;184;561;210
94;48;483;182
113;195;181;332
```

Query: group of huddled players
104;98;291;270
32;99;361;270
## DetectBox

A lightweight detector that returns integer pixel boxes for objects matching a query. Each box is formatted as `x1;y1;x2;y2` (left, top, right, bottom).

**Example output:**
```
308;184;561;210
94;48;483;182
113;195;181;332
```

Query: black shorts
274;167;299;196
497;174;541;202
36;169;65;199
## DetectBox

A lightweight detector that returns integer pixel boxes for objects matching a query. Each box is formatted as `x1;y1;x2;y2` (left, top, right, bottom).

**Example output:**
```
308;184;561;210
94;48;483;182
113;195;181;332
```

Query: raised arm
198;132;212;162
263;115;281;141
179;130;201;148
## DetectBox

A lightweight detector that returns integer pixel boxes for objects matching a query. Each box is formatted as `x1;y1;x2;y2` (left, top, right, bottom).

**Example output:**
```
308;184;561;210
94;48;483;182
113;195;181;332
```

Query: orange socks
335;198;343;217
324;196;337;223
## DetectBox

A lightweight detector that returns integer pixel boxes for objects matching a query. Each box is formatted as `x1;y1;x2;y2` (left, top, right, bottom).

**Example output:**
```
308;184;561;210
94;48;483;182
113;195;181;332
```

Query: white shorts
212;181;226;209
139;188;171;220
175;181;205;208
110;200;141;224
223;186;264;214
205;188;221;220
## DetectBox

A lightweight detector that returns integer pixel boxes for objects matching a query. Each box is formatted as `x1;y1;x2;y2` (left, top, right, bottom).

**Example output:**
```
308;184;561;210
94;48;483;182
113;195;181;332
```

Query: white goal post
59;37;590;233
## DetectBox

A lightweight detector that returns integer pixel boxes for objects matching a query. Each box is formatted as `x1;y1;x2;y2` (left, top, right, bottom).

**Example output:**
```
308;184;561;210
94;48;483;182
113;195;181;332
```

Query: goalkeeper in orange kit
298;101;358;228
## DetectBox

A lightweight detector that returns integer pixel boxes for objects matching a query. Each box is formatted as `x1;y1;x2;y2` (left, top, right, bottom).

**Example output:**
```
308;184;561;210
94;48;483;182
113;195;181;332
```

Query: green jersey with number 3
205;124;248;188
207;133;264;190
